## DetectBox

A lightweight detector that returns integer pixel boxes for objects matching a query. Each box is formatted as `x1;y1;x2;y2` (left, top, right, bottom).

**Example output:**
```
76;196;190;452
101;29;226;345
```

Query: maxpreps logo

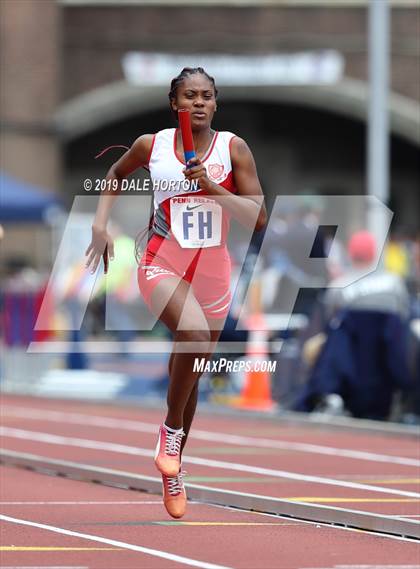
208;163;225;182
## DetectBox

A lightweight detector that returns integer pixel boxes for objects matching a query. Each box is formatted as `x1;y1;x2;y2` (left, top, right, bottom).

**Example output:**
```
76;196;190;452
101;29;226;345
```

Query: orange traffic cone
234;311;276;412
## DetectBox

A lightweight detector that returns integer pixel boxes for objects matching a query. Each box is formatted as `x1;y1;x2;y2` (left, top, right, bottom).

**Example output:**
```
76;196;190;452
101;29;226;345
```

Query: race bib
170;196;222;248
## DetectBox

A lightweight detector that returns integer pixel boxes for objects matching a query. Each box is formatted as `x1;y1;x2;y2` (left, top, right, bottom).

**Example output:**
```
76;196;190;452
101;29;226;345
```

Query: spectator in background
262;197;328;317
1;256;53;347
384;230;410;280
325;231;409;320
294;231;412;420
94;223;139;351
323;224;350;281
413;232;420;284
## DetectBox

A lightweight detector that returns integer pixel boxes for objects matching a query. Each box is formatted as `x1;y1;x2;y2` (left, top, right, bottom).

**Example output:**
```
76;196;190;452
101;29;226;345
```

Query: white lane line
382;514;420;518
0;501;162;505
0;515;234;569
2;406;418;467
300;565;420;568
1;427;419;498
212;503;420;544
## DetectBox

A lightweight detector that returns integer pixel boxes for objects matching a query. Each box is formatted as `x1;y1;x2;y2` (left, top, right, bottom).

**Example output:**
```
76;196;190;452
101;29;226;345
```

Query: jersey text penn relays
147;128;238;249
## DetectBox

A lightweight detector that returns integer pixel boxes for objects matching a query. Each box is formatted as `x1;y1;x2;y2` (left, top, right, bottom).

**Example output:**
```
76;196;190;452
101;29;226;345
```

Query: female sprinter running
85;67;267;518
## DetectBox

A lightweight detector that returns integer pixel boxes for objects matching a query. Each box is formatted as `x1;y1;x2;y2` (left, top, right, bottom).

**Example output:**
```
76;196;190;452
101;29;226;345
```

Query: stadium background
1;0;419;263
0;0;419;419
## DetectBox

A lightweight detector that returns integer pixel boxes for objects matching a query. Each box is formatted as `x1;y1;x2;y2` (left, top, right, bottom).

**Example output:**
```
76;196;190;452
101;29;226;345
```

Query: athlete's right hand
85;225;115;274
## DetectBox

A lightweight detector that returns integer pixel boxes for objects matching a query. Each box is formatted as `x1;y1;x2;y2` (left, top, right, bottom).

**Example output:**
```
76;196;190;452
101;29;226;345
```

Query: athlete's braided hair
168;67;218;116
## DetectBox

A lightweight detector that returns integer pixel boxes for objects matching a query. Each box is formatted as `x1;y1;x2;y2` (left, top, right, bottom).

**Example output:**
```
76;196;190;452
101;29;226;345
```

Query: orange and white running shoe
154;424;185;476
162;469;187;519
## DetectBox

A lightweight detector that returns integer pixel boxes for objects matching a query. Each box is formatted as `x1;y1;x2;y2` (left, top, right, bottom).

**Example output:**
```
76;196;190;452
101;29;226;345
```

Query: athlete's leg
167;325;225;445
173;248;232;451
177;324;224;457
149;277;216;430
137;242;222;518
166;350;199;451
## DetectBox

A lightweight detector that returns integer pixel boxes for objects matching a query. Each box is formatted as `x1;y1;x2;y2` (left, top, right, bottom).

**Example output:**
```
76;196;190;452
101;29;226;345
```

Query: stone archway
56;77;420;146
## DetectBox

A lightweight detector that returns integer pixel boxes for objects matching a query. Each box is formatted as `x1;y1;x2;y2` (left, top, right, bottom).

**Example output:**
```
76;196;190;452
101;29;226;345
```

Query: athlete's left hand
183;157;211;191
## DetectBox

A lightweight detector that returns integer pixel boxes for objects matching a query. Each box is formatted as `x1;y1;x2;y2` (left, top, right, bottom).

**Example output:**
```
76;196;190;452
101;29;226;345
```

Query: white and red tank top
146;128;237;249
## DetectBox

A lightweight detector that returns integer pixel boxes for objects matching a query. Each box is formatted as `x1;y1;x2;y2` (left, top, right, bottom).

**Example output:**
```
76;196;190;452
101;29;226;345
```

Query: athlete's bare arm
183;137;267;231
229;137;267;230
85;134;154;273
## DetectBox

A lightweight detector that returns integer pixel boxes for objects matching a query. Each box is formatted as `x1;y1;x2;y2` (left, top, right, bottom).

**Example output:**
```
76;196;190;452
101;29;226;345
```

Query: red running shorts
137;234;232;320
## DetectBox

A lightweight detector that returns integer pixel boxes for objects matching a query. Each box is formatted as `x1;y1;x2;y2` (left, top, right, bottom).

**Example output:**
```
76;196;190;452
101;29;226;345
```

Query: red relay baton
178;109;196;166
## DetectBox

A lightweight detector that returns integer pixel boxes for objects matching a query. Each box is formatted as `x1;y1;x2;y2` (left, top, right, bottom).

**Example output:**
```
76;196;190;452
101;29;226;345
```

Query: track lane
2;397;418;460
2;396;420;516
1;413;419;519
2;404;419;467
1;465;419;569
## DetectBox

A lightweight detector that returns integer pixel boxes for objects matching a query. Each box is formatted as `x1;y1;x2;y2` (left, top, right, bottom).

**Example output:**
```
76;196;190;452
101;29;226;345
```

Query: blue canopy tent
0;171;63;223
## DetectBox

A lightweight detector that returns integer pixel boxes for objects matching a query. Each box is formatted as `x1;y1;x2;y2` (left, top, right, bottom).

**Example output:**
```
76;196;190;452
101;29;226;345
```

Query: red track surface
1;466;419;569
1;394;419;568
